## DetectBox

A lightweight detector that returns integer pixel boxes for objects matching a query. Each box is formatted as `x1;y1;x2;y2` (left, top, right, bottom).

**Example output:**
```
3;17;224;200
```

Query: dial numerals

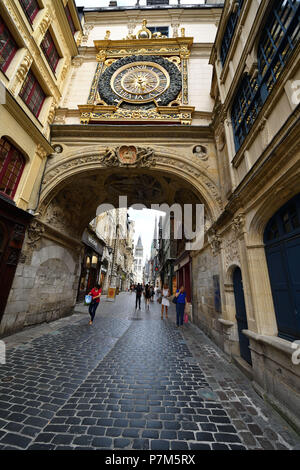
111;62;170;104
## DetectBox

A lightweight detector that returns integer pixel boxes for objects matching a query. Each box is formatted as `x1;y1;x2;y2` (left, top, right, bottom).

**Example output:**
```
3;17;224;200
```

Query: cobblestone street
0;293;299;450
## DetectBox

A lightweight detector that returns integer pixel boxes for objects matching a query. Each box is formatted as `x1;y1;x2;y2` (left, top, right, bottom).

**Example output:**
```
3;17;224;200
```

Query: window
40;30;60;73
0;16;18;73
65;3;76;36
19;69;46;118
231;74;263;152
220;0;244;66
231;0;300;152
257;0;300;96
19;0;40;25
149;26;169;38
0;137;25;199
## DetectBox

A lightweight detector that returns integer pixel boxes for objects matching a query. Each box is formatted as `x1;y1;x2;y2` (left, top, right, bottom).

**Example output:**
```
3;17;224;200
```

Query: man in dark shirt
135;283;143;309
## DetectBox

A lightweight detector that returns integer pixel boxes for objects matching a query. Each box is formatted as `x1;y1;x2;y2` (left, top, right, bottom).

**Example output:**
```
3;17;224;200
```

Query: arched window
231;0;300;152
220;0;245;66
0;137;25;199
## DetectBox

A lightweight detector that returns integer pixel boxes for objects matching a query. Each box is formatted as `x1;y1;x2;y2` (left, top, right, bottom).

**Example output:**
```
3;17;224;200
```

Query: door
233;267;252;365
264;194;300;341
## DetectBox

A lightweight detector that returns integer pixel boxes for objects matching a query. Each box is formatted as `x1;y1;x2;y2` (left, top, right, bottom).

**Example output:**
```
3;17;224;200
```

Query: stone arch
38;145;222;242
225;262;241;286
31;245;76;274
248;175;300;246
38;145;222;237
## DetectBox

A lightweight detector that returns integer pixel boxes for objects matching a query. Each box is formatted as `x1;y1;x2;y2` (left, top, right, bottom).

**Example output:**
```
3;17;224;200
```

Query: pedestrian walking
88;283;102;325
150;285;155;302
175;285;187;327
161;283;170;319
135;283;143;309
145;284;151;309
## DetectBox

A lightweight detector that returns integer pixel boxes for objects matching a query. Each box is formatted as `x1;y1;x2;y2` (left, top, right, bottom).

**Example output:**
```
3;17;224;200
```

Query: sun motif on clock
111;62;170;103
98;55;182;108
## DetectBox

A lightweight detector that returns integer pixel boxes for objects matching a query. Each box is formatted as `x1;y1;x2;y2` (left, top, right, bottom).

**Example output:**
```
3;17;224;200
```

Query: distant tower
134;235;144;284
150;216;158;259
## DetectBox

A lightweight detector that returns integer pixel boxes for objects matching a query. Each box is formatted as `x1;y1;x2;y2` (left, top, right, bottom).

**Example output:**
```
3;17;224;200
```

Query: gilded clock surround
79;20;194;125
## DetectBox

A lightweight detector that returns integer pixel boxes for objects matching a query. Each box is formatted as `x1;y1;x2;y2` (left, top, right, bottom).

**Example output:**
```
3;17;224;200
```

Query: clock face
98;55;182;108
111;62;170;104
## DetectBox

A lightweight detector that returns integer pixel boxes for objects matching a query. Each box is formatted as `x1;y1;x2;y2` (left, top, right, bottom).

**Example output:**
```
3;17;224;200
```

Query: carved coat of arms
101;146;156;168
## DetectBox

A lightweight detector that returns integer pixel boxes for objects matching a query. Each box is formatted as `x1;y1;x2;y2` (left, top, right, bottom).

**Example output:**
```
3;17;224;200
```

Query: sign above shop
82;229;104;256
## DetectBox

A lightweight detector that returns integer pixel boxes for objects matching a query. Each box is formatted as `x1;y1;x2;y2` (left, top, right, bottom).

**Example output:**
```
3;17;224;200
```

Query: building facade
94;208;135;293
0;0;82;333
0;0;299;430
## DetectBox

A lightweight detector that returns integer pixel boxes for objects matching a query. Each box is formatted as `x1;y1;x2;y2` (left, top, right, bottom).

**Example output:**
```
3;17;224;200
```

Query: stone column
245;244;278;336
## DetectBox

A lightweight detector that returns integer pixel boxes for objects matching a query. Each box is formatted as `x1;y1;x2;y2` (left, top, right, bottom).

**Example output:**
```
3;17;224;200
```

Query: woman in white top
161;283;170;320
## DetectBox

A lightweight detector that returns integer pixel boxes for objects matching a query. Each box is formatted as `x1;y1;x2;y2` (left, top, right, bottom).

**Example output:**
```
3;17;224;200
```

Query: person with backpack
88;283;102;325
145;284;151;309
135;283;143;309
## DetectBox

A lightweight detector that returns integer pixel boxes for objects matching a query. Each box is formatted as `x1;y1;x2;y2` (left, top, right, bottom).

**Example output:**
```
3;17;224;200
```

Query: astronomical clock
78;20;195;125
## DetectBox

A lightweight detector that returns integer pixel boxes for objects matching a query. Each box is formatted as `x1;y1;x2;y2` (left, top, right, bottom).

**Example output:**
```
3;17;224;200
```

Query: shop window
19;69;46;118
40;30;60;73
91;255;98;266
0;16;18;73
19;0;40;25
65;3;76;36
220;0;244;66
86;256;91;268
0;137;25;199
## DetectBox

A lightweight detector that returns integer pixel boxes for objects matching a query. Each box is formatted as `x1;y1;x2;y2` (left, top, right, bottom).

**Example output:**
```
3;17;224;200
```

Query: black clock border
98;55;182;107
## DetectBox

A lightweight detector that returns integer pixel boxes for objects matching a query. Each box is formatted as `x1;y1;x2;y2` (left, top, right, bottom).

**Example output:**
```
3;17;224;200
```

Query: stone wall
192;244;223;348
0;238;81;337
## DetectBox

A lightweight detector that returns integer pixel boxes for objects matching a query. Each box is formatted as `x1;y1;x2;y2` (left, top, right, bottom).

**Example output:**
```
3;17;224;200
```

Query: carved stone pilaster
26;219;45;248
35;144;48;160
232;213;246;238
81;25;94;45
38;9;52;37
171;23;180;38
71;57;84;67
9;50;33;96
47;99;58;125
208;229;222;255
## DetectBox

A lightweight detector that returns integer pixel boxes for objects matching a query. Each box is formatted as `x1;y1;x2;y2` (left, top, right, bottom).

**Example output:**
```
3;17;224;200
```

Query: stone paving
0;293;299;450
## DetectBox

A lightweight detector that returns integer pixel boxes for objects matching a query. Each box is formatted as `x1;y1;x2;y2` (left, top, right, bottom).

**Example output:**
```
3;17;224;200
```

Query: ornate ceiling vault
78;20;195;125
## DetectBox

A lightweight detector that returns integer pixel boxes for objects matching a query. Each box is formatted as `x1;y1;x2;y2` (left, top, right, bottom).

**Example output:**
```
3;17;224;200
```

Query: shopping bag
84;295;92;305
184;313;188;323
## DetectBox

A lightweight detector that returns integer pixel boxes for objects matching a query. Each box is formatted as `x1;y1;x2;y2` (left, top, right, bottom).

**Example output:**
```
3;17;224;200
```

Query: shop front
77;228;104;302
174;253;192;302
